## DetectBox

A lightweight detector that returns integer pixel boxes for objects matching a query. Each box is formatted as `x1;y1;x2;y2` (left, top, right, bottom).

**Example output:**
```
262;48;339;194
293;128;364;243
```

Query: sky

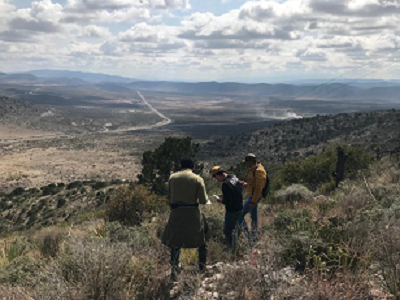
0;0;400;82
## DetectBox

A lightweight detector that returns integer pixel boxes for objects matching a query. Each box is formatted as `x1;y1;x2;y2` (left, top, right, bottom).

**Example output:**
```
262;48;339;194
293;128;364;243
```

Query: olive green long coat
162;169;209;249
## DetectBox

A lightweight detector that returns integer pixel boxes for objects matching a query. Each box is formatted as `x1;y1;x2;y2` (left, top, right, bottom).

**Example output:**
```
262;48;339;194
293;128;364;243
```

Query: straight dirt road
136;91;172;128
1;91;172;143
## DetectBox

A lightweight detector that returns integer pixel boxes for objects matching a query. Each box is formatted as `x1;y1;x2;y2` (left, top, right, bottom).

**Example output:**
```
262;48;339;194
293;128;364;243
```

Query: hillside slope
200;109;400;166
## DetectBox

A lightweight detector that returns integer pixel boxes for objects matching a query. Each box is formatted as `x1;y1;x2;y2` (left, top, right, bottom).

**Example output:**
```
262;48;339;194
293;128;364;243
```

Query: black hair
181;157;195;169
245;156;257;163
214;169;226;177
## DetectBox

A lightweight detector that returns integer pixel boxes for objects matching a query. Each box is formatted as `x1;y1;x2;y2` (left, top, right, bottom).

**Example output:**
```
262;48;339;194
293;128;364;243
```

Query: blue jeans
239;197;260;240
223;211;242;249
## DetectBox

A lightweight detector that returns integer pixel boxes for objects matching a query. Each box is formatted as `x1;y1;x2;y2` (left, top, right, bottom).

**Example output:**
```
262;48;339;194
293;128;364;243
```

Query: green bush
105;185;168;226
273;145;371;191
274;209;313;233
0;256;43;285
57;198;66;208
204;209;225;243
106;221;157;252
275;209;364;273
35;229;65;258
10;187;25;196
67;181;83;190
92;182;108;190
138;136;203;195
42;184;63;196
274;184;313;204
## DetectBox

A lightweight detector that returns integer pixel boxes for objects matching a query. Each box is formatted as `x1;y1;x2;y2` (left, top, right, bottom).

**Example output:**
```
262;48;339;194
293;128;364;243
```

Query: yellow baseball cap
211;166;224;177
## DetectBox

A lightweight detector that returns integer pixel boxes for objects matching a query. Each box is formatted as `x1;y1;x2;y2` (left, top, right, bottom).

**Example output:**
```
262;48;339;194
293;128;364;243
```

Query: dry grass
1;158;399;299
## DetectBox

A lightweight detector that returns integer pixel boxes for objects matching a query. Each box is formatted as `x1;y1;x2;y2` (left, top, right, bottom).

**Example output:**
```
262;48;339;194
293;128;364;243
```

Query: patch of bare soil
0;147;141;192
0;125;59;140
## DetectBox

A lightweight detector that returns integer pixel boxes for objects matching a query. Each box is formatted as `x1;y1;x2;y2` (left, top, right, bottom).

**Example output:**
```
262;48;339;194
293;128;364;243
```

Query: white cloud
62;0;189;23
1;0;400;80
119;22;179;43
78;25;111;38
0;0;16;27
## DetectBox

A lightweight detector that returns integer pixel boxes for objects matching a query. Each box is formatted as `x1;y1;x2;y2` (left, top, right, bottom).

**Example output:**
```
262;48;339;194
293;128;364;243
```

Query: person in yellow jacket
238;153;267;241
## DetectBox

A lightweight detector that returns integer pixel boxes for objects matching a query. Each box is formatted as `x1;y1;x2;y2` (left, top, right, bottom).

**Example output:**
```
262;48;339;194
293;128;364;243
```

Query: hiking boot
169;265;181;282
170;270;178;282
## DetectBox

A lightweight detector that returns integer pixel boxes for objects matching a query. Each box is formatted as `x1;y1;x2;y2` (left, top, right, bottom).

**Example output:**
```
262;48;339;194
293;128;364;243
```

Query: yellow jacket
246;163;267;203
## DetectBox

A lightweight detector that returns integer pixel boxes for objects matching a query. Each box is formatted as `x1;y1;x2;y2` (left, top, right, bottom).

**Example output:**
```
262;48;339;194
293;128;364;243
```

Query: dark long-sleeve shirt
222;174;243;213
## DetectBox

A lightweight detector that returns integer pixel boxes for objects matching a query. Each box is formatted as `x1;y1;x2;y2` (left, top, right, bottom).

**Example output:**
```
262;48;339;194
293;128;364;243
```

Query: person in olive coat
162;157;208;278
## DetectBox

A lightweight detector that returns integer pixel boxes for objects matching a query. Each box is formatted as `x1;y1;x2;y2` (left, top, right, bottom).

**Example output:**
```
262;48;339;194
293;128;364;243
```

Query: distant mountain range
286;79;400;89
127;81;400;100
1;70;400;101
24;70;138;84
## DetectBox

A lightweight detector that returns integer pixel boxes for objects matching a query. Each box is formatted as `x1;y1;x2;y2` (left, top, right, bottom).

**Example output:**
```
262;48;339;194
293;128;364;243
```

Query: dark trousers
170;244;207;271
223;211;242;249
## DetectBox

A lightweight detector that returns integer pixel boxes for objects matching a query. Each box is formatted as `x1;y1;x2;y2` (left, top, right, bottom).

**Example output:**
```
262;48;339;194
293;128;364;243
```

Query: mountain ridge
127;81;400;100
24;69;138;84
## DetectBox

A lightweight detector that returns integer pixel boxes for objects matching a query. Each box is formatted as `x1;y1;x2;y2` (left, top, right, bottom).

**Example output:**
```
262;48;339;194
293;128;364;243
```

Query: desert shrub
42;184;63;196
28;188;40;195
138;136;203;195
274;209;313;233
3;239;34;263
125;258;170;300
2;201;13;210
0;286;34;300
30;265;71;300
284;270;373;300
57;198;67;208
67;181;83;190
0;256;44;286
213;263;261;300
273;145;371;191
0;239;31;268
27;213;38;226
111;179;124;185
316;197;336;216
35;229;65;258
274;184;313;204
59;238;132;300
59;253;81;283
92;182;108;190
281;233;361;272
106;221;157;252
369;222;400;297
202;174;221;196
274;208;364;272
10;187;25;196
204;207;225;243
319;179;337;195
38;199;47;210
106;184;168;226
337;185;371;221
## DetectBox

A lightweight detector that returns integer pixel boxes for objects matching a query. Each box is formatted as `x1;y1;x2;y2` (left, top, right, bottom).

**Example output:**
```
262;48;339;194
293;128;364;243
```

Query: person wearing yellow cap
238;153;268;242
211;166;243;249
